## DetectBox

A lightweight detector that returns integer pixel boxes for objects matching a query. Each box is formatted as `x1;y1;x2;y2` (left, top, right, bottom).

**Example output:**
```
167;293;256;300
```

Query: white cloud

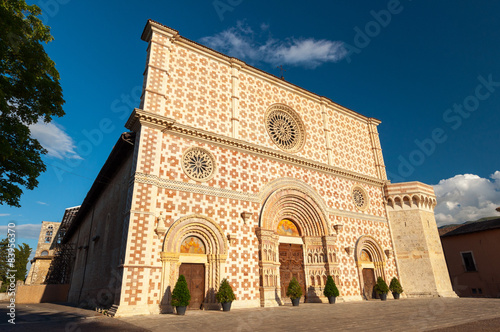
36;201;48;206
0;214;10;217
30;121;82;160
433;171;500;226
200;21;347;69
0;223;41;239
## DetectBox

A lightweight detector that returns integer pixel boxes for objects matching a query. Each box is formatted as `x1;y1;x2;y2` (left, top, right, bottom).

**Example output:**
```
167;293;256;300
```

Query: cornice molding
133;172;388;223
127;109;387;187
125;108;176;132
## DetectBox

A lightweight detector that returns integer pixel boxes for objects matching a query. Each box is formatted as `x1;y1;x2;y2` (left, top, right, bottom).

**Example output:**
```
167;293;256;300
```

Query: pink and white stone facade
66;20;455;316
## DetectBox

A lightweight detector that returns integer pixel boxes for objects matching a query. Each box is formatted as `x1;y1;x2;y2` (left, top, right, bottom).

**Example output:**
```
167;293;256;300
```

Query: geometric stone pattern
105;20;450;316
115;21;398;313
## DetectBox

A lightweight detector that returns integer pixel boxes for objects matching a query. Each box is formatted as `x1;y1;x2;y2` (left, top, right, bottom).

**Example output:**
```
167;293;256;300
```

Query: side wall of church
67;152;133;308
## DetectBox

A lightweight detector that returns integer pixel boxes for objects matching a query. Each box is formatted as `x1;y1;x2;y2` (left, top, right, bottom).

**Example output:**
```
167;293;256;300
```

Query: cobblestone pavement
2;298;500;331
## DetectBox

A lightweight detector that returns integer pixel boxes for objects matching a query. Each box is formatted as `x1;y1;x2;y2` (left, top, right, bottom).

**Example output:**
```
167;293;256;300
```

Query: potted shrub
216;278;236;311
286;277;303;306
389;277;403;299
373;277;389;301
323;275;340;304
171;275;190;315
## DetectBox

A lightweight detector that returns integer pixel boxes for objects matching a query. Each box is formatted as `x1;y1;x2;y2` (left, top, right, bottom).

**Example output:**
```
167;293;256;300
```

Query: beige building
440;217;500;298
63;20;455;316
26;221;61;285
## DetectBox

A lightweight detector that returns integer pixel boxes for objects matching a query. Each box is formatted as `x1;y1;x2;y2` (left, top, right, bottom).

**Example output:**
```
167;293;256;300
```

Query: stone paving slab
1;298;500;331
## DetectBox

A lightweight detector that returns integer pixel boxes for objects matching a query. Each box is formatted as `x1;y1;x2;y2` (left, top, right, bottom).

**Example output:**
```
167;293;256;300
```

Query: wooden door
362;268;376;299
179;263;205;309
279;243;306;300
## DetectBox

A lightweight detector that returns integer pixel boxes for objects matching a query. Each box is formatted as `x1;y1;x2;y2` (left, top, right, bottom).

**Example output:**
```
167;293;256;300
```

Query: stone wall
386;182;456;297
16;284;70;304
67;151;133;308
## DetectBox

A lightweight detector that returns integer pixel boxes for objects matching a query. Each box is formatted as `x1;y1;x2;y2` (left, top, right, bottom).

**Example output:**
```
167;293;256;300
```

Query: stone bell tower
385;182;457;297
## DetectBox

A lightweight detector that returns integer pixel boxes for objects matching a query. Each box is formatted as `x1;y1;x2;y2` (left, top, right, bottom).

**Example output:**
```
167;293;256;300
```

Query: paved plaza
2;298;500;331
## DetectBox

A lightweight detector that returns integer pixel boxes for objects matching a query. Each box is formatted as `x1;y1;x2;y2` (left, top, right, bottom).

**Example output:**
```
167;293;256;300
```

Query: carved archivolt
260;187;329;237
163;214;227;255
355;235;384;265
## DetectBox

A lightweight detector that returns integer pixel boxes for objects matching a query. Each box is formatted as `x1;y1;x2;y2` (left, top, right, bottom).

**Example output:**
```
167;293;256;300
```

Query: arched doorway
277;219;306;301
160;214;228;312
257;184;337;306
355;236;385;300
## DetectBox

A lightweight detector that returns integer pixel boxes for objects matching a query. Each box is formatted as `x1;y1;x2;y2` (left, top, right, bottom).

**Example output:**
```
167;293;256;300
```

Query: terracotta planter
222;302;232;311
176;306;187;315
328;296;336;304
392;292;400;299
379;293;387;301
291;298;300;306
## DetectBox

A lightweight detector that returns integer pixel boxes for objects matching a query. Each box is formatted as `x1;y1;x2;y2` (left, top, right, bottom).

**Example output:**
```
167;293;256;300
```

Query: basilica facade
64;20;455;316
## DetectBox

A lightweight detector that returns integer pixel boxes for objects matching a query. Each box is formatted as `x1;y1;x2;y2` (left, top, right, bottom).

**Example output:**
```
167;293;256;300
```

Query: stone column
320;98;333;166
230;59;243;139
256;228;280;307
159;252;180;313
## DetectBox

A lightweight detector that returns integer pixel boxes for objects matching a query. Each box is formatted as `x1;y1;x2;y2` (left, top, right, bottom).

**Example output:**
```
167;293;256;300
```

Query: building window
461;252;477;272
264;104;306;153
45;237;52;243
181;147;217;182
41;250;49;256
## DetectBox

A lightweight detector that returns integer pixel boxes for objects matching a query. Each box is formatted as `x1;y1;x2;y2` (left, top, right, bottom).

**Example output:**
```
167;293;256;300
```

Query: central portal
279;243;306;301
179;263;205;309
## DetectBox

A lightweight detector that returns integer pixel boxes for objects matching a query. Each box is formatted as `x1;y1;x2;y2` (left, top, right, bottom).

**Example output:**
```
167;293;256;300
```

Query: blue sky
1;0;500;257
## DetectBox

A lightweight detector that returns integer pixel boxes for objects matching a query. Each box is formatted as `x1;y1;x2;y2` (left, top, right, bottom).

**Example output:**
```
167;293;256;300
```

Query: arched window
41;250;49;256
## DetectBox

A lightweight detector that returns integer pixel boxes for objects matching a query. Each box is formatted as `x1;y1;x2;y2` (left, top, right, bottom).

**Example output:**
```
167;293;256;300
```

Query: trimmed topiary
373;277;389;295
323;275;340;298
286;277;303;300
389;277;403;294
216;278;236;303
171;275;191;307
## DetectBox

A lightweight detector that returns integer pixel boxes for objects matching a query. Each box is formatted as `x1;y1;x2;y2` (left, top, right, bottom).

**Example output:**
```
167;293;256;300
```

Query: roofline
440;227;500;238
141;19;382;126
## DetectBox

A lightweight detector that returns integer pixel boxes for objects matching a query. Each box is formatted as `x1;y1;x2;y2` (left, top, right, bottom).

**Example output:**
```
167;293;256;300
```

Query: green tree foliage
373;277;389;294
0;0;65;207
216;278;236;303
286;277;302;300
0;238;32;291
323;275;340;297
389;277;404;294
14;242;31;282
0;238;8;292
171;275;190;307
